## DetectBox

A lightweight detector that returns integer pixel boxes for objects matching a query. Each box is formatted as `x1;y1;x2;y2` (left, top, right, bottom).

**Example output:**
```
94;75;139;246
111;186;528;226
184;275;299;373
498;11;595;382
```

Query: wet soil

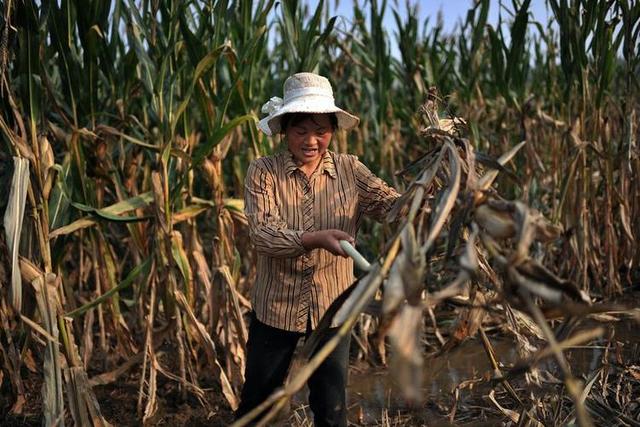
345;317;640;425
1;317;638;426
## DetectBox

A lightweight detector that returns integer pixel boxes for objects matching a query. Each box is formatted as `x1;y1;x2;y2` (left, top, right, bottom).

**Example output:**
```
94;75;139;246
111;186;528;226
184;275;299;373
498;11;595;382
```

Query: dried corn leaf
446;289;487;347
487;390;519;423
512;202;537;264
474;204;516;239
151;172;168;234
332;264;382;327
171;231;193;299
425;228;478;306
32;276;64;426
175;291;239;410
507;266;563;304
3;157;29;312
19;256;42;283
172;204;209;224
39;136;54;179
515;259;587;304
389;147;444;222
64;366;112;427
388;304;423;403
400;224;425;306
141;355;158;425
421;142;461;254
438;117;467;134
509;308;545;341
477;140;526;190
619;202;634;241
217;264;248;343
459;227;479;274
382;253;405;315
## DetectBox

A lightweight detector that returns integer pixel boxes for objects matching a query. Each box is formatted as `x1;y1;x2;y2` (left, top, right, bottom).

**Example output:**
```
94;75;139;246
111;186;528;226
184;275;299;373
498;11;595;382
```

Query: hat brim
258;96;360;136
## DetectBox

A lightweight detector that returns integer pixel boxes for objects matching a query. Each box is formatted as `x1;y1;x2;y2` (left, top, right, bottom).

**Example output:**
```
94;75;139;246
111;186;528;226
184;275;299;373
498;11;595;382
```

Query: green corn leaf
68;200;152;223
505;0;530;91
172;43;233;134
191;114;256;166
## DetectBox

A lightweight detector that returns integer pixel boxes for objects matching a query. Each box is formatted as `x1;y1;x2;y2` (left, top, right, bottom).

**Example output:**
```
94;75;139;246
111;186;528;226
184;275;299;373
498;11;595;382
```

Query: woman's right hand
302;230;355;257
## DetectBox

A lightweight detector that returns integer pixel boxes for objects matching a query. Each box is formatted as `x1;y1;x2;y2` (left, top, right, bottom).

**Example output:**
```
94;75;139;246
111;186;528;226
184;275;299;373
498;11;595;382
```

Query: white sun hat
258;72;360;136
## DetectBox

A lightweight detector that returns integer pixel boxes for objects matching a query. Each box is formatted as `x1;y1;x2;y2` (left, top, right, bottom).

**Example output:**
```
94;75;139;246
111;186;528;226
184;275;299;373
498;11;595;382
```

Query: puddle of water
564;318;640;376
347;317;640;423
346;338;518;424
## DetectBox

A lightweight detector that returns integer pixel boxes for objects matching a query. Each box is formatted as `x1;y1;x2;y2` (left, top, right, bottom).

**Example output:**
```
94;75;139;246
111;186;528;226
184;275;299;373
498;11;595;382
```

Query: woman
237;72;399;426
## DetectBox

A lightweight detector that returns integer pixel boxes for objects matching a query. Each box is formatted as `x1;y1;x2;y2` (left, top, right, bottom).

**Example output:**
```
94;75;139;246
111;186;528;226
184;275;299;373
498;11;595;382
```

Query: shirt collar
283;150;337;179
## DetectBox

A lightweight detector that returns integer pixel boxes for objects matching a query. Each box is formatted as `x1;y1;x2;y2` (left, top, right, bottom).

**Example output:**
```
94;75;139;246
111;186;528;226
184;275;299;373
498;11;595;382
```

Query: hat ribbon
261;96;283;115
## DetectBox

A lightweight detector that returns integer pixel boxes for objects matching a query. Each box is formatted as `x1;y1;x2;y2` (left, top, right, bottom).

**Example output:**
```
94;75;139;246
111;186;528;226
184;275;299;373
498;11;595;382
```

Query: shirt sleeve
244;159;306;258
353;158;401;222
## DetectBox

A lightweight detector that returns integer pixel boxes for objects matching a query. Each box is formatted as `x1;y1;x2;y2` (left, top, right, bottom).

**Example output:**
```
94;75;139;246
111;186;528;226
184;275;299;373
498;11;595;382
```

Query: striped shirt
244;150;400;332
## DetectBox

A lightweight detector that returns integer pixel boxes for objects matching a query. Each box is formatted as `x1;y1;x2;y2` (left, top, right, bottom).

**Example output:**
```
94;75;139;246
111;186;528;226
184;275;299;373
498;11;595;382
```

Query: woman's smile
285;114;334;174
301;146;319;156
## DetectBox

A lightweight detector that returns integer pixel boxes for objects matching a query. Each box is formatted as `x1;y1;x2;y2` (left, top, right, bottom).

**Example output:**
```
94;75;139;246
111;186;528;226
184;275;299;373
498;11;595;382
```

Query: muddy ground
1;316;638;426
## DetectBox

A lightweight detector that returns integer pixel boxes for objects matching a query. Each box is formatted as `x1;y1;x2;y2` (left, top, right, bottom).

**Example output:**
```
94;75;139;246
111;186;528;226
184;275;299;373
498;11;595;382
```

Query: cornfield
1;0;638;425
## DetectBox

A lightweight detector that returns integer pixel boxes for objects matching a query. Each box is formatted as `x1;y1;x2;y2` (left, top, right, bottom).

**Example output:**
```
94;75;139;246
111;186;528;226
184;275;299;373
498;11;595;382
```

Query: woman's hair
280;113;338;134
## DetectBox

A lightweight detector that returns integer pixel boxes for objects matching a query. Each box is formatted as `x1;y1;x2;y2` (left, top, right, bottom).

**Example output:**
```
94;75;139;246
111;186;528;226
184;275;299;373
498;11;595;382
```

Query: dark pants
235;312;350;426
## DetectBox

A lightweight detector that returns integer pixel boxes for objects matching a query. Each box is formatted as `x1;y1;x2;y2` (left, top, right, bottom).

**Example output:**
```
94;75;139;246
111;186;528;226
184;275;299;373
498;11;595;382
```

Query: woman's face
285;114;334;173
